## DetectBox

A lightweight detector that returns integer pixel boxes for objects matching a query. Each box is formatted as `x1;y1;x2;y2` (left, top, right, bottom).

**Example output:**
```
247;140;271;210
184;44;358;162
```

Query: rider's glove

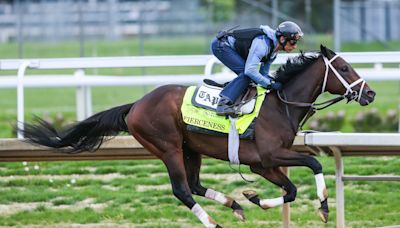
270;81;283;91
264;81;283;91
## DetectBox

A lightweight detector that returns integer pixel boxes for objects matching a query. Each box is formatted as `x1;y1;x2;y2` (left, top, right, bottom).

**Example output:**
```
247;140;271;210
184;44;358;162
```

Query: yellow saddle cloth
181;86;267;134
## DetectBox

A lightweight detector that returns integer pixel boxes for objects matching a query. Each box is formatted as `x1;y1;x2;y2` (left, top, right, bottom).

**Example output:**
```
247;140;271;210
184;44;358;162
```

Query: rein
277;90;345;131
277;90;345;111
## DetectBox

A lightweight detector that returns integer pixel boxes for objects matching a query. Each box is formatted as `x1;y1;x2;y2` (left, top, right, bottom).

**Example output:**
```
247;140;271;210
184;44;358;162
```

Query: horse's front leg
244;165;297;210
261;148;329;223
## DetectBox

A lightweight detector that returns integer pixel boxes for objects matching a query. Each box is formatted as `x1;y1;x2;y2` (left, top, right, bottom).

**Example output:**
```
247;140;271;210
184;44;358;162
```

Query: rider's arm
244;37;271;87
259;62;271;76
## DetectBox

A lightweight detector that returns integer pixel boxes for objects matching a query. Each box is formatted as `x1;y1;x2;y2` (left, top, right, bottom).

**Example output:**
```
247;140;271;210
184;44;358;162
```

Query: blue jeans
211;38;252;103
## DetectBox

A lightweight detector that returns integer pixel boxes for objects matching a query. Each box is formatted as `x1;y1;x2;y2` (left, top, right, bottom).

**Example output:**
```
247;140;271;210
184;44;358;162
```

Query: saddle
192;79;259;115
181;84;268;140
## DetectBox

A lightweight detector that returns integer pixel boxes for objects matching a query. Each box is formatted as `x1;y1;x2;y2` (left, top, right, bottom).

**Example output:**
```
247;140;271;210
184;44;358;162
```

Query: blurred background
0;0;400;137
1;0;400;58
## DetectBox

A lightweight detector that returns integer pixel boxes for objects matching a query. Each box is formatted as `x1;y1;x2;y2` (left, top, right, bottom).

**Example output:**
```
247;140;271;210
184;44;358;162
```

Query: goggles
288;39;298;45
287;33;302;45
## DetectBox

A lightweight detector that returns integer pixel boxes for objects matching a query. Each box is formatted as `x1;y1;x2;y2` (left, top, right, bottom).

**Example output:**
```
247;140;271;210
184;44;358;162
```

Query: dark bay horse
19;45;375;227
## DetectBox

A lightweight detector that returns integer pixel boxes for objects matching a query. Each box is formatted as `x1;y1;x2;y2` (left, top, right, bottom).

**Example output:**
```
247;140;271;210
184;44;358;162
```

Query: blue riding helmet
276;21;304;41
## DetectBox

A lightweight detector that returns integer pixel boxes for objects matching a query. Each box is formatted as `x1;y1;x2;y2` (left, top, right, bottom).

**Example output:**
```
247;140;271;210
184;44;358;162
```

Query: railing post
17;61;31;139
204;56;219;76
75;69;92;121
330;146;345;228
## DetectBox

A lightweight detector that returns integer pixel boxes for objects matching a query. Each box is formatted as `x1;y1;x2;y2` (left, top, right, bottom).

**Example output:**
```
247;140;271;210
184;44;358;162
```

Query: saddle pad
181;86;267;134
191;84;221;110
191;84;257;114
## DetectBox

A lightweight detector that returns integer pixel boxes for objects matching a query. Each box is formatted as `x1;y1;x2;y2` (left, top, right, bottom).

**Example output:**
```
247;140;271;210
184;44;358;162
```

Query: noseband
322;55;366;102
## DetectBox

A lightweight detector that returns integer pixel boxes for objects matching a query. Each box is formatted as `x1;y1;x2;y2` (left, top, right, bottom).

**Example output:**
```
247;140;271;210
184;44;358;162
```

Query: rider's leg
211;39;251;114
219;73;252;102
211;38;245;75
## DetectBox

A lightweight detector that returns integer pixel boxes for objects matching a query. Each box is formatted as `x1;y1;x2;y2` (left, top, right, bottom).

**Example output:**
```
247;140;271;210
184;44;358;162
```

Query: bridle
321;55;366;102
277;53;366;132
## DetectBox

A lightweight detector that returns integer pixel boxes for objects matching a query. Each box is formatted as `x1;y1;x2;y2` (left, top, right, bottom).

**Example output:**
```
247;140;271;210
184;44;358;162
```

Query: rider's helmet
276;21;303;45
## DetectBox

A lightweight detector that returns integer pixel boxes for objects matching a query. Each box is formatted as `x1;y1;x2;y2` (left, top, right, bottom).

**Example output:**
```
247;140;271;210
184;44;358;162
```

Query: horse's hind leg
133;132;221;227
128;87;221;227
244;166;296;210
137;137;220;227
183;146;245;221
162;150;223;227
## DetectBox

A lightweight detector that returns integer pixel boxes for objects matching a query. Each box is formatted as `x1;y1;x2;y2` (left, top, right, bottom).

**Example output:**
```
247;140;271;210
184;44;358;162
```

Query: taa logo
198;91;219;106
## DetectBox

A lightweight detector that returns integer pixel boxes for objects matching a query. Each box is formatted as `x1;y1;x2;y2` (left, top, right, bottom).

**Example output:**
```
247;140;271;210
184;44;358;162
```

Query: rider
211;21;303;116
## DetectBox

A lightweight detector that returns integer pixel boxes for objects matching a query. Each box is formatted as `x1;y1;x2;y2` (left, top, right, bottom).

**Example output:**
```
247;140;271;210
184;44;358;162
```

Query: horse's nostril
367;90;376;98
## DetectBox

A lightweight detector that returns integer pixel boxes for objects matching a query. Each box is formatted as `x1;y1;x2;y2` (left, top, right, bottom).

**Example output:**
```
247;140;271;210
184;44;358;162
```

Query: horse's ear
320;44;336;59
320;45;329;57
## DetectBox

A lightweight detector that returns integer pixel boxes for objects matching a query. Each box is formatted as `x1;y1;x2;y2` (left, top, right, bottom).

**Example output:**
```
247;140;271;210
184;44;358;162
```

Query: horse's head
320;45;376;106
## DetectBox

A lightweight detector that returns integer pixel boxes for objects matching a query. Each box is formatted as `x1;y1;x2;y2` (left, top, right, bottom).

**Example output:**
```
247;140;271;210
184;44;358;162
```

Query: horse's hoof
242;190;258;200
233;209;245;221
215;224;223;228
318;198;329;223
318;208;329;223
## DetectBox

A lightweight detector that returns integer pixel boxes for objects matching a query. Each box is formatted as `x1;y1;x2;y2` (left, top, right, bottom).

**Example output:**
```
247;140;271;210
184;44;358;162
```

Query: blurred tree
202;0;236;23
310;0;333;33
234;0;333;33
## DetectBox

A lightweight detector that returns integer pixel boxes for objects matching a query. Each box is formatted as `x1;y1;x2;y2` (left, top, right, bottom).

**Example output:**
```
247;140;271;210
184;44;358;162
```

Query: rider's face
284;41;297;53
279;37;299;53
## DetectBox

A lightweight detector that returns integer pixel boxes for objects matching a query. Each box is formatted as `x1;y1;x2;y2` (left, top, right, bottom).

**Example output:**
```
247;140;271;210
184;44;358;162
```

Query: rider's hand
270;81;283;91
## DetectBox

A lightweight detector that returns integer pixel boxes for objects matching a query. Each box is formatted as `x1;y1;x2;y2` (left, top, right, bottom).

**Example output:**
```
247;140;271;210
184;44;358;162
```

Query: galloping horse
19;45;375;227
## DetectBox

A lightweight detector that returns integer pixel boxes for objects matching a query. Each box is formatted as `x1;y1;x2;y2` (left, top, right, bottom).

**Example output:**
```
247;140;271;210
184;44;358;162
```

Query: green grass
0;36;212;59
0;158;399;227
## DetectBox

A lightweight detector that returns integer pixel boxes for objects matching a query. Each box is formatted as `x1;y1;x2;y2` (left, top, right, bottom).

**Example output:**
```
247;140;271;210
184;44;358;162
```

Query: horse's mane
275;52;320;84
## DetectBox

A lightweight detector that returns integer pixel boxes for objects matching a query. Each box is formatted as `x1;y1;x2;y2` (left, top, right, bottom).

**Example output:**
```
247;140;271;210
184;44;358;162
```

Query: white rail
1;52;400;138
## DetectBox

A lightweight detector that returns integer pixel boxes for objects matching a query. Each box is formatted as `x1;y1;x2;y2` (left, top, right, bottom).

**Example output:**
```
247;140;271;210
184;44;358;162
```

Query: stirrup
216;105;241;117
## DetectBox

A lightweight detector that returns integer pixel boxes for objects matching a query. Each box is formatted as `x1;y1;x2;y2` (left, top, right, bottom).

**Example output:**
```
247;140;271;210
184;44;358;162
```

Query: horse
18;45;375;227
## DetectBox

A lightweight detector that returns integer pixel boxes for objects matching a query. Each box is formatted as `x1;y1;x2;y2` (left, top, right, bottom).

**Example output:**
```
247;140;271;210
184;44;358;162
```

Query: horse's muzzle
359;89;376;106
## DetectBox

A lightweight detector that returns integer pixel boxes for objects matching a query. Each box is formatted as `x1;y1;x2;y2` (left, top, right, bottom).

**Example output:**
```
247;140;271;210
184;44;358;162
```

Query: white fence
1;52;400;138
1;53;400;227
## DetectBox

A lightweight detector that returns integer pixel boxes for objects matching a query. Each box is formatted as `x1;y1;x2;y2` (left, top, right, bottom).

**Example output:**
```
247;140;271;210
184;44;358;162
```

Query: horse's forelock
275;52;320;84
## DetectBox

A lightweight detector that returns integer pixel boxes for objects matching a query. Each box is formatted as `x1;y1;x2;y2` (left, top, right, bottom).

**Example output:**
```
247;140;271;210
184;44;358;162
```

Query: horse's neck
283;58;325;129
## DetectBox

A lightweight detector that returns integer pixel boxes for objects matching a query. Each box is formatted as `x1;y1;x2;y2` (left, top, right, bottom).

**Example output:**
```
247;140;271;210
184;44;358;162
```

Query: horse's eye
340;66;348;72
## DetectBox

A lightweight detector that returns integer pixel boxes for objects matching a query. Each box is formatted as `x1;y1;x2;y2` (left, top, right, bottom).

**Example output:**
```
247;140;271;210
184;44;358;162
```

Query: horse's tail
18;103;134;153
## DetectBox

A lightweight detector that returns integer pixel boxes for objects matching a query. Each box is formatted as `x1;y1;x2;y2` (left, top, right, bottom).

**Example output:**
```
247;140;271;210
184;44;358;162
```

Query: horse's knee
312;159;323;174
306;156;323;174
283;185;297;203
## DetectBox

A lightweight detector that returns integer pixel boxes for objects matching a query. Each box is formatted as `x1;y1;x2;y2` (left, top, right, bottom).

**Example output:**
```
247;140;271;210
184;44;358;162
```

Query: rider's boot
216;97;236;116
